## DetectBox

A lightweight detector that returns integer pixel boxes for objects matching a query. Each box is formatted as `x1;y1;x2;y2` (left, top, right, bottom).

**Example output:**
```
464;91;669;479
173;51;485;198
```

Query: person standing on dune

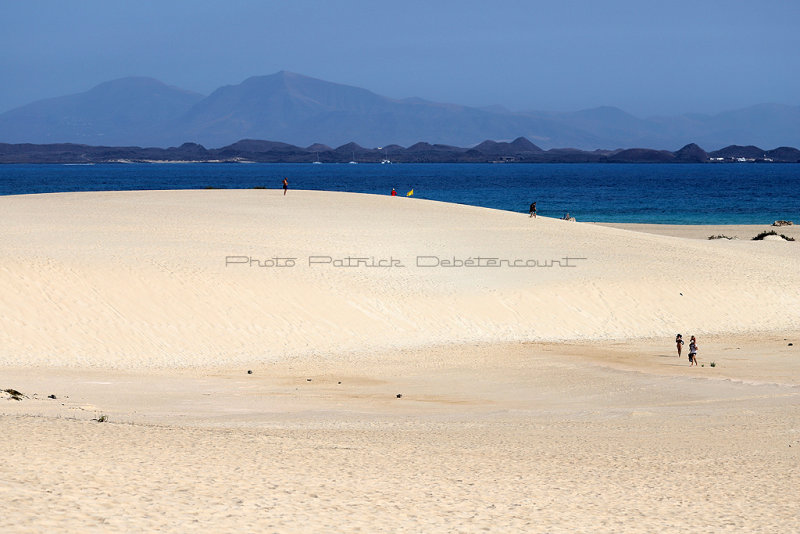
688;336;699;366
676;334;684;357
529;201;537;218
283;177;288;195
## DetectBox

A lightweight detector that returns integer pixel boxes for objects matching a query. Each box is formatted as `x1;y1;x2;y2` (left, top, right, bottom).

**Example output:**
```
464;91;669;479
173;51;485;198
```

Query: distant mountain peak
0;76;204;146
1;72;798;149
242;70;306;84
93;76;173;87
572;106;639;121
87;77;205;98
95;76;157;86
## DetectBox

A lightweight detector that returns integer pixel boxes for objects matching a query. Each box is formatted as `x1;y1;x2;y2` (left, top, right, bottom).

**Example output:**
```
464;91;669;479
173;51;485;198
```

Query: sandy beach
2;190;799;532
593;222;800;241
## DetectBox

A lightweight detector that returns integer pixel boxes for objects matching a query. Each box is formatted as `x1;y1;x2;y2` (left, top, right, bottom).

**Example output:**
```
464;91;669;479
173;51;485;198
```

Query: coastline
2;138;800;163
595;221;799;240
2;190;799;532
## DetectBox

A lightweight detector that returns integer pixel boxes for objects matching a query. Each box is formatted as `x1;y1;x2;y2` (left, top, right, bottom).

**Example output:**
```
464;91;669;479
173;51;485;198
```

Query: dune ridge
1;189;798;369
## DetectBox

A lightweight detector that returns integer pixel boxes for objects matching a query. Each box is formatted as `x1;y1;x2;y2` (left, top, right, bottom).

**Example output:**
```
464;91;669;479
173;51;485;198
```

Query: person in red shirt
391;188;397;196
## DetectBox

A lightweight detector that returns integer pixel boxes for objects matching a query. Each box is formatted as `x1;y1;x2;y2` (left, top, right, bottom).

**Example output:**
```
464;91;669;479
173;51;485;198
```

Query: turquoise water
1;162;798;224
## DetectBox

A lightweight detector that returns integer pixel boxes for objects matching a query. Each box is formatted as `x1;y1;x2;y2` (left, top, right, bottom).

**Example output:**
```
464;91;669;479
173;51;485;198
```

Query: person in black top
688;336;699;366
676;334;684;357
529;202;537;218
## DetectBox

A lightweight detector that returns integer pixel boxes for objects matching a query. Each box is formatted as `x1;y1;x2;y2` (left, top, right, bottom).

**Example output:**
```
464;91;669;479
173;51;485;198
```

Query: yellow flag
406;189;414;197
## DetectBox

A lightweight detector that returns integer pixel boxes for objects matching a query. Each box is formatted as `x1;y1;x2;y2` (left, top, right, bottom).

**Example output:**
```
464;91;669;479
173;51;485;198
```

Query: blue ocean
1;163;798;224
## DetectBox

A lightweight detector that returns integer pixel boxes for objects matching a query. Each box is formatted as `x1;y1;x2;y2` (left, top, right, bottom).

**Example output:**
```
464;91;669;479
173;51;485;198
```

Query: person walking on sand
391;188;397;196
688;335;699;366
676;334;684;357
282;177;288;195
529;201;537;218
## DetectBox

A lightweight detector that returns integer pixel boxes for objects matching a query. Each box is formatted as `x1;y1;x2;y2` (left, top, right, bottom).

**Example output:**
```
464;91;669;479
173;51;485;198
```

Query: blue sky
2;0;799;116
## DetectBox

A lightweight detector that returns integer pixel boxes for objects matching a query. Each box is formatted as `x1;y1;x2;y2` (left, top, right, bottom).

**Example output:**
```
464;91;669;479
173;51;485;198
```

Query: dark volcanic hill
673;143;709;163
708;145;768;159
3;138;798;164
765;146;800;162
606;148;676;163
473;137;543;156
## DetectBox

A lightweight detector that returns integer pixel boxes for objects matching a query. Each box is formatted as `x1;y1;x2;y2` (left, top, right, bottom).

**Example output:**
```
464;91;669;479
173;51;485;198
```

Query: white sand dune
1;189;798;368
2;336;799;533
2;190;799;532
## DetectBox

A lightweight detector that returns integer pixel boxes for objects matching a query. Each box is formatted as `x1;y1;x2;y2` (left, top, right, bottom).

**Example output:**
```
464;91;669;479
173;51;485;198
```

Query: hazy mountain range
0;71;798;150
